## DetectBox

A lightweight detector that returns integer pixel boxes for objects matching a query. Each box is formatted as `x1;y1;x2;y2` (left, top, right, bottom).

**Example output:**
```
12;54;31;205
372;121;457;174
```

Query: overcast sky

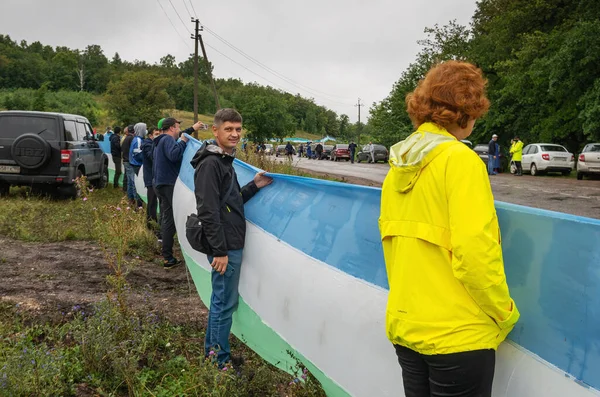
1;0;477;122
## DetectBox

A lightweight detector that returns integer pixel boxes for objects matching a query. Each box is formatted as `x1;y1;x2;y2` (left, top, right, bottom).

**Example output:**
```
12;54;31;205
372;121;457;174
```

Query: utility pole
191;18;200;137
197;26;221;113
355;98;364;144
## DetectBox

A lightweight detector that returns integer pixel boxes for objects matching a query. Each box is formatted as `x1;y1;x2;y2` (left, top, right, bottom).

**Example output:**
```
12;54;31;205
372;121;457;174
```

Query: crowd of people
98;61;521;396
104;117;204;268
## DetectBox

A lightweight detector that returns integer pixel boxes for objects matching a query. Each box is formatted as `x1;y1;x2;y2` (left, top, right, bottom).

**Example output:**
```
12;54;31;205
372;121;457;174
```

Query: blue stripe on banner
180;137;388;289
120;135;600;391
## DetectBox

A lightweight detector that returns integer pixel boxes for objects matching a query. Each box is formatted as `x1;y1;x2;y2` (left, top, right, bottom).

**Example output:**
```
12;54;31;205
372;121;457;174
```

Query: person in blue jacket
153;117;204;268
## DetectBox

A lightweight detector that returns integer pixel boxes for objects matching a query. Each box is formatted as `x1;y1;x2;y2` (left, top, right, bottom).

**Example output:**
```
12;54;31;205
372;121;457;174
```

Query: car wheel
577;172;584;180
0;183;10;197
93;163;109;189
530;163;538;176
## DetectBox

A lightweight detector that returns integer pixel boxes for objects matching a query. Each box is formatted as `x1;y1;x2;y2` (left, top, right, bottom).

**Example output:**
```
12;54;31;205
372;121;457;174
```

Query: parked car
473;143;509;172
521;143;574;176
0;110;109;198
330;144;351;161
576;143;600;180
356;144;388;163
263;143;274;155
308;143;333;159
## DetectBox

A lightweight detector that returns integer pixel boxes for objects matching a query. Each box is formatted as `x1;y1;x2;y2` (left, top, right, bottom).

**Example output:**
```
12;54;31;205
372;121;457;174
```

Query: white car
521;143;574;176
576;143;600;180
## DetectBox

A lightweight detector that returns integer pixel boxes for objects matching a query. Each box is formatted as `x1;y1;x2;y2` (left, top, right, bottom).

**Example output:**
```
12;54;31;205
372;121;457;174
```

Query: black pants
515;161;522;175
155;184;176;261
350;151;355;163
113;156;122;188
394;345;495;397
146;185;159;229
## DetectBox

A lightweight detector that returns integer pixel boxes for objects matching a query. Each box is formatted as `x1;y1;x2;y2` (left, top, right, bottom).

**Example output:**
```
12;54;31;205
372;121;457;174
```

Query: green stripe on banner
108;168;125;187
181;248;349;397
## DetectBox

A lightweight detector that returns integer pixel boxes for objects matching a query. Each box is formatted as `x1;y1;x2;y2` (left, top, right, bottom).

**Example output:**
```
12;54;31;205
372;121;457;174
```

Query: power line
204;41;353;108
200;23;352;103
188;0;198;18
167;0;189;30
181;0;193;19
155;0;192;50
203;42;296;94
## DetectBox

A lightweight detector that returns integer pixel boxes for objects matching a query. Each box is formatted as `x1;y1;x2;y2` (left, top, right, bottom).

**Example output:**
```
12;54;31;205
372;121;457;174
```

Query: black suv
0;111;109;197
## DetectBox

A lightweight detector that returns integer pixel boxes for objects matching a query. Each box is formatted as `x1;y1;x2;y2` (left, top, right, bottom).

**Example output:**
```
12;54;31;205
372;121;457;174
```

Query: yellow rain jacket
379;122;519;355
510;140;524;162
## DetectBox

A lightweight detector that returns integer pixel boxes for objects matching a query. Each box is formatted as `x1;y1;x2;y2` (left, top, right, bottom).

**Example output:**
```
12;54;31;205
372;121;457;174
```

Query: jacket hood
134;122;147;138
190;140;236;168
387;122;459;193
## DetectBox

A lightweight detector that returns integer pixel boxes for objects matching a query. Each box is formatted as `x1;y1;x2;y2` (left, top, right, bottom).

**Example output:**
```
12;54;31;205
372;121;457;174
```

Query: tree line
0;35;359;143
369;0;600;154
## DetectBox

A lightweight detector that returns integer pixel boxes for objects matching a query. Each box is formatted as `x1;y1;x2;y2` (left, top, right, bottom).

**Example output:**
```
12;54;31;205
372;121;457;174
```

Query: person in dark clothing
154;117;204;268
122;125;136;202
315;143;324;160
142;127;161;234
109;126;122;188
298;143;304;157
285;142;294;160
487;134;498;175
349;141;357;163
191;108;272;367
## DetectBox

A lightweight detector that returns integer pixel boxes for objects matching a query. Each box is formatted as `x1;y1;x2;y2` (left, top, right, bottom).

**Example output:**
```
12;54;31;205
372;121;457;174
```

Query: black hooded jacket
190;141;259;256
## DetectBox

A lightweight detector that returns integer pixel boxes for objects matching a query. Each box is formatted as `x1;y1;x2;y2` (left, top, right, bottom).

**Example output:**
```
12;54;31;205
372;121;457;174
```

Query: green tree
240;95;295;143
32;82;49;111
369;20;471;148
105;70;173;125
82;45;110;93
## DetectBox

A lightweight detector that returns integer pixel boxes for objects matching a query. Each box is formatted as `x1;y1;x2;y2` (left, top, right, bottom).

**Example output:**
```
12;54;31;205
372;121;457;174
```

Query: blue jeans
487;157;496;175
205;249;243;365
123;162;137;200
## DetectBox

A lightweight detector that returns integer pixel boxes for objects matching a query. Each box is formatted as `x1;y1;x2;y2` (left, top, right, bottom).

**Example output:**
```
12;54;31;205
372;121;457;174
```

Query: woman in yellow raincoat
379;61;519;397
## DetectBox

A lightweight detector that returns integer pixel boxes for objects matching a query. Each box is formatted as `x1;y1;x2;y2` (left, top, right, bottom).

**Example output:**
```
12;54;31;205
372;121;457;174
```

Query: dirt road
277;156;600;219
0;237;205;324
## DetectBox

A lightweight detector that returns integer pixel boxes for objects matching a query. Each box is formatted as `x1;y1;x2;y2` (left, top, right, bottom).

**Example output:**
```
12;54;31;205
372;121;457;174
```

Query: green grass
0;181;327;396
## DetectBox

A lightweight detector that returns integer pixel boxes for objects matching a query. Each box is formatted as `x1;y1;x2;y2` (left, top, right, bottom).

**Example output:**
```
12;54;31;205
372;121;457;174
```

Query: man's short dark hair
113;126;121;134
161;117;181;131
214;108;242;127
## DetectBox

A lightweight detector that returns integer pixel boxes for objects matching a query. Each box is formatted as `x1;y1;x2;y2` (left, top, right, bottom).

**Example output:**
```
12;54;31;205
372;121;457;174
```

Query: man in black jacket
142;127;161;234
191;108;272;366
109;126;122;188
488;134;498;175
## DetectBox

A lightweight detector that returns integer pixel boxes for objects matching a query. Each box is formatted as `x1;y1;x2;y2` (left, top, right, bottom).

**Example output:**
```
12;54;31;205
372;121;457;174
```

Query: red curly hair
406;61;490;129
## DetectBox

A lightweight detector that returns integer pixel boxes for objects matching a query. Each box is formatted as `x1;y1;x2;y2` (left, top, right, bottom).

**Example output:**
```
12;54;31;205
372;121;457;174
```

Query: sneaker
163;258;182;269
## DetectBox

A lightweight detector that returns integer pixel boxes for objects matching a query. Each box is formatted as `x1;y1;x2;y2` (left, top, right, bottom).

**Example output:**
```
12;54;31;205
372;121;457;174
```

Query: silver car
521;143;574;176
577;143;600;180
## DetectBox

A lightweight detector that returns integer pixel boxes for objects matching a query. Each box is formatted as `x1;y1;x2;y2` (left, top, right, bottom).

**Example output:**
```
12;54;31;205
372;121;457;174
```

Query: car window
75;122;87;141
375;145;387;151
540;145;567;152
531;146;539;154
83;123;93;138
336;144;349;149
588;144;600;152
0;115;58;140
63;120;77;141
